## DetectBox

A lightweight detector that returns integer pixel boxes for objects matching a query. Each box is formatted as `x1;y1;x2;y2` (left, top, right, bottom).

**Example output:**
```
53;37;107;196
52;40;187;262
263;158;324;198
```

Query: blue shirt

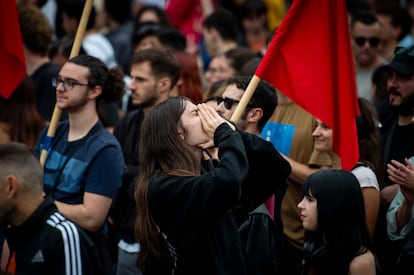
35;120;124;237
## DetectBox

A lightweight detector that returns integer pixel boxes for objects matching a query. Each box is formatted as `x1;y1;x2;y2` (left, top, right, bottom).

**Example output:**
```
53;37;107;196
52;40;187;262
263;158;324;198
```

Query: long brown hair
0;75;45;148
356;97;383;182
135;96;200;272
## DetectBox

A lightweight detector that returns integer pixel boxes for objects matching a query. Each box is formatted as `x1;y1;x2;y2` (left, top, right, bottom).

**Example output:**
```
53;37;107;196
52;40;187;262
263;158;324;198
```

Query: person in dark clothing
111;48;180;275
375;46;414;274
134;96;291;274
0;142;103;274
17;4;67;122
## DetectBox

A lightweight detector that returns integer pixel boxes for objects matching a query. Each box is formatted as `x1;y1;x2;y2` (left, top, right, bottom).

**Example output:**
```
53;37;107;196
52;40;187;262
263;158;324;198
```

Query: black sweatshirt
147;123;291;275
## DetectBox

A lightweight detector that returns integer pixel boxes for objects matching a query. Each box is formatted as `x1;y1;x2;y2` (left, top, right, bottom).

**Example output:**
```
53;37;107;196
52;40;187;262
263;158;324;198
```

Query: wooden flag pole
40;0;94;166
230;75;261;123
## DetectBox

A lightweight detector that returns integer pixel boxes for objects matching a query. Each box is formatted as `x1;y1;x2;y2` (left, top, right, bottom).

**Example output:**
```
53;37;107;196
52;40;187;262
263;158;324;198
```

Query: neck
399;114;413;126
67;104;99;141
142;95;169;115
244;124;261;136
356;55;384;70
276;91;292;104
12;195;44;226
329;151;342;169
25;50;50;76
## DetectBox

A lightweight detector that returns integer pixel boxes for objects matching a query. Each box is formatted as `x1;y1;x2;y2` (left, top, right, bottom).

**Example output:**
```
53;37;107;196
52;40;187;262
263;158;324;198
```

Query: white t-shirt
352;165;380;191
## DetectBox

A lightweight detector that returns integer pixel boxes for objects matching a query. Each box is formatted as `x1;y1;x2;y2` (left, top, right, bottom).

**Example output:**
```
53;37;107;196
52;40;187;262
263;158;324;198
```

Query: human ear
1;175;18;198
88;85;102;100
177;128;185;140
158;77;172;94
248;108;263;123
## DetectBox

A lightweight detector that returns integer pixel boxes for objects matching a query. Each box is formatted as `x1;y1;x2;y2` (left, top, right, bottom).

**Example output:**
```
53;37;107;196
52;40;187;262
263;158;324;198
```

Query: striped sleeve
47;212;83;275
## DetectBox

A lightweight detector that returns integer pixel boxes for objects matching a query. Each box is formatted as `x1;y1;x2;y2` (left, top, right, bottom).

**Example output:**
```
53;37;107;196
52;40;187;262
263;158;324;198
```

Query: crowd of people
2;0;414;274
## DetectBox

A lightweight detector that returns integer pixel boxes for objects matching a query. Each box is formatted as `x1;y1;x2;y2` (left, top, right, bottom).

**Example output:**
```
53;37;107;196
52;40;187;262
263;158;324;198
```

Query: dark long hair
356;97;383;183
135;97;200;272
0;76;45;148
302;169;369;275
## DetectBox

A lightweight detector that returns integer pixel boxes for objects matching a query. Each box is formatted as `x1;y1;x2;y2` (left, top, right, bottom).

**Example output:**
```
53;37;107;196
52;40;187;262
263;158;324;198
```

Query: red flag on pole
0;0;26;99
255;0;359;170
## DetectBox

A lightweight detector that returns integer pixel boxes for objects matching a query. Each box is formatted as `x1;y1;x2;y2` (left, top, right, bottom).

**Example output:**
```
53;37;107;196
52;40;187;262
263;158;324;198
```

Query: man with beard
110;48;180;275
381;45;414;204
375;45;414;275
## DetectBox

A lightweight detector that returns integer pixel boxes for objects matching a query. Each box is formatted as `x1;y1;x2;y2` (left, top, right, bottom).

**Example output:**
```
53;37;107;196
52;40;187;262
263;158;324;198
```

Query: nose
312;127;320;137
55;80;65;92
128;79;136;91
388;74;399;89
297;198;305;209
215;101;225;115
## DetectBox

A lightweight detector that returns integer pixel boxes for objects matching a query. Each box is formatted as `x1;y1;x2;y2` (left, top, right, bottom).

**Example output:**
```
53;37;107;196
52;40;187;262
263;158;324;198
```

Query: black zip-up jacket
147;123;291;275
6;197;104;274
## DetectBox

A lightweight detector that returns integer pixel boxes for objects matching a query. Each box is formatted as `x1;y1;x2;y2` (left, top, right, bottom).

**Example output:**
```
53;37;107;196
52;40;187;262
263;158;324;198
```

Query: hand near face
387;158;414;204
197;103;234;149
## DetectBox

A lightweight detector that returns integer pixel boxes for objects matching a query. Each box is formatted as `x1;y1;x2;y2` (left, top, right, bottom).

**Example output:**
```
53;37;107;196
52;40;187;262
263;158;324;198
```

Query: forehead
182;100;197;115
223;84;244;100
135;36;162;51
130;61;153;76
351;21;380;36
60;62;89;79
139;11;160;23
209;55;229;68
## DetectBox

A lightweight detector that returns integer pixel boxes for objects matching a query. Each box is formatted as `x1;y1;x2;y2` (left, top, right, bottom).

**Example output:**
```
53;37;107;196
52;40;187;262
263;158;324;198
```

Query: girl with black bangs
298;169;376;275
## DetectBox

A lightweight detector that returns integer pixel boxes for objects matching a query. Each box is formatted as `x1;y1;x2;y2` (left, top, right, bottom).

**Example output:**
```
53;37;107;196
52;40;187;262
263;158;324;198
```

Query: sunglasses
217;97;254;110
354;36;380;48
394;46;414;57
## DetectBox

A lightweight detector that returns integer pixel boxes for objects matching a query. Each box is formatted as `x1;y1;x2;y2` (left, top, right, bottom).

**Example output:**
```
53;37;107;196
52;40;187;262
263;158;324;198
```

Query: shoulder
349;250;376;275
116;109;143;128
91;126;122;148
352;165;380;191
32;62;60;77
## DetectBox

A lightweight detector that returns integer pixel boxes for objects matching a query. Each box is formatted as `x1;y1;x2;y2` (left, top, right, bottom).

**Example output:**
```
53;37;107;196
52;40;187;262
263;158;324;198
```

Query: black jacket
6;198;103;275
147;124;291;275
111;108;144;243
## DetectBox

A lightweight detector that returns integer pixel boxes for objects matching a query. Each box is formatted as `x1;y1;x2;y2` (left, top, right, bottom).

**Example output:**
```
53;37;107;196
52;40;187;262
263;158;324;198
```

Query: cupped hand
197;103;234;149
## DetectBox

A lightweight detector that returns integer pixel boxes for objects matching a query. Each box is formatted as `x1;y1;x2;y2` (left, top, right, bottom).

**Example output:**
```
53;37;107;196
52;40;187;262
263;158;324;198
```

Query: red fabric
264;195;275;220
255;0;359;170
0;0;26;99
165;0;204;45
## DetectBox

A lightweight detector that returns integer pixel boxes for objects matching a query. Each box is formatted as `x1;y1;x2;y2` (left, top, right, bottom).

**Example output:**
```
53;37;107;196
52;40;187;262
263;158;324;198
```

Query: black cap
385;46;414;76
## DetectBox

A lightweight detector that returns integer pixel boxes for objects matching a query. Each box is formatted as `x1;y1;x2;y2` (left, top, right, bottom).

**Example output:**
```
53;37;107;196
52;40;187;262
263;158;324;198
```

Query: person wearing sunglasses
350;12;387;102
215;76;277;136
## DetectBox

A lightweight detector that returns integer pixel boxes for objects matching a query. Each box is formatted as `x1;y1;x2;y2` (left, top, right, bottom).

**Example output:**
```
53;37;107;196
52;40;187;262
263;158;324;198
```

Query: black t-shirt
31;62;67;121
381;121;414;187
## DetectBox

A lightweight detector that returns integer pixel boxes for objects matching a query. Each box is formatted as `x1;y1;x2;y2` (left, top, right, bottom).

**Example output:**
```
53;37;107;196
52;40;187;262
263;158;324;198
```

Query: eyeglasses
394;46;414;57
217;97;254;110
354;36;380;48
52;77;91;91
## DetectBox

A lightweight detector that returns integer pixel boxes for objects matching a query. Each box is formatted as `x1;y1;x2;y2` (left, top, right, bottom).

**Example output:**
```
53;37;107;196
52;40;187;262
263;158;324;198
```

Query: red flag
255;0;359;170
0;0;26;99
